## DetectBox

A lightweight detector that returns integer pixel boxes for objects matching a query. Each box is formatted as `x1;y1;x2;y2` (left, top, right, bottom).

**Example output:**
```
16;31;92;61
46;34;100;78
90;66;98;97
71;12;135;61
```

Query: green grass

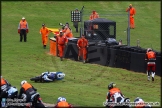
2;1;161;107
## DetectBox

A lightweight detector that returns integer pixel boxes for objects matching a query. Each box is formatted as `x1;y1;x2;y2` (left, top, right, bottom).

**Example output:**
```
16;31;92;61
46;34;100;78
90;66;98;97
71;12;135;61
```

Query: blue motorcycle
30;71;65;82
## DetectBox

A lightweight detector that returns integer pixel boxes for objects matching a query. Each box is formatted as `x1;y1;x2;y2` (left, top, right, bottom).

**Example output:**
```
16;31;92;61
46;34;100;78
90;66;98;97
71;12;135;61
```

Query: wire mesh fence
80;10;129;45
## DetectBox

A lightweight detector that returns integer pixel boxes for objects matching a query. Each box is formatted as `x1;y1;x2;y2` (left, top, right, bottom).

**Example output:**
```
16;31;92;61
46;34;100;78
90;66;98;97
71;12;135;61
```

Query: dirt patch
45;52;53;56
43;103;54;107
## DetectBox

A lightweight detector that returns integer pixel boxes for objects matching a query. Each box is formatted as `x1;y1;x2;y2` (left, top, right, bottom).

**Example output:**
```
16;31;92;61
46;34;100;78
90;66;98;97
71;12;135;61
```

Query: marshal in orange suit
89;10;99;20
126;4;136;29
62;26;73;38
39;24;49;49
56;31;68;61
77;34;89;63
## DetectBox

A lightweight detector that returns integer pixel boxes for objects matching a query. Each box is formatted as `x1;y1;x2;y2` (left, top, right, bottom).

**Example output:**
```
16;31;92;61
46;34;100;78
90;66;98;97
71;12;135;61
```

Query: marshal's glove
26;29;29;33
18;29;20;34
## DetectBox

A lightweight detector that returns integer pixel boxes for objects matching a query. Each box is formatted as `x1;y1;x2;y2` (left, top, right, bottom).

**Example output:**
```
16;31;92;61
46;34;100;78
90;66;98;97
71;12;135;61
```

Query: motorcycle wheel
30;76;41;82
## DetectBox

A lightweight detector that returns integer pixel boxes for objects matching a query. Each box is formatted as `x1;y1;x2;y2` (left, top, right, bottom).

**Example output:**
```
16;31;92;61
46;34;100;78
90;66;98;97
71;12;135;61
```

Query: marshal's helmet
147;48;152;52
20;80;27;86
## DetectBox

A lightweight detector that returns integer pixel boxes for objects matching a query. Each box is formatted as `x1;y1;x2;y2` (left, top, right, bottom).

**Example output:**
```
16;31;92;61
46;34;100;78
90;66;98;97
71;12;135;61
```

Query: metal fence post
80;6;84;37
127;10;130;46
80;11;83;37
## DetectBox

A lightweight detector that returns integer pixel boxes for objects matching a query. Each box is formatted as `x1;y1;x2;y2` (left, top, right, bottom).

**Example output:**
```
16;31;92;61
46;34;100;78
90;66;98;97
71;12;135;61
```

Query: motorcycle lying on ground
30;71;65;83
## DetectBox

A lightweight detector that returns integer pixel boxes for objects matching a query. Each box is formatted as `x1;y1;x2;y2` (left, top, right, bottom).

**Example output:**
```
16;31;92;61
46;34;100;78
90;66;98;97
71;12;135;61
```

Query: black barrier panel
68;39;78;44
114;49;122;68
120;46;132;52
106;48;111;66
130;52;147;73
156;52;161;56
88;46;108;66
129;46;147;53
114;50;131;70
108;48;116;67
64;43;78;61
124;46;134;52
87;46;100;63
155;56;161;76
110;45;127;50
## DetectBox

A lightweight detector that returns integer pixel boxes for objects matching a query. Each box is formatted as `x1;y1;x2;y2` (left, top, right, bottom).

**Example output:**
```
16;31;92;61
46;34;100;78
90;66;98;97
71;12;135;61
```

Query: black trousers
0;91;8;100
73;22;78;32
20;29;27;42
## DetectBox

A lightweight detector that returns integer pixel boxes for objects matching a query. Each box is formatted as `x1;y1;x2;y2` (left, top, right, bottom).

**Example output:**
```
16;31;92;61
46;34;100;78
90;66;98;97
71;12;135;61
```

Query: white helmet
147;48;152;52
22;17;25;20
21;80;27;86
